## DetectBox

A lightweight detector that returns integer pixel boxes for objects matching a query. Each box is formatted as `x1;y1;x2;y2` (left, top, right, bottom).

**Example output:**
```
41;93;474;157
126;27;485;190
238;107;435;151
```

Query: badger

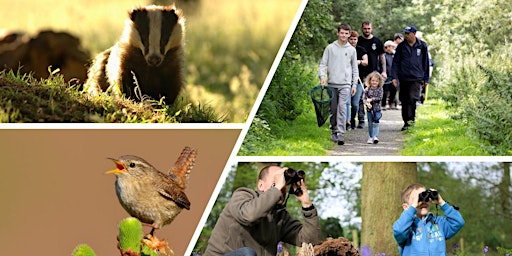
85;5;185;105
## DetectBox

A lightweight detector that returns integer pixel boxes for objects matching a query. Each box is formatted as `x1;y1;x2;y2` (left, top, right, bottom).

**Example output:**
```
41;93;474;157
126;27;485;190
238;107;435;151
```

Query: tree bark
361;162;417;255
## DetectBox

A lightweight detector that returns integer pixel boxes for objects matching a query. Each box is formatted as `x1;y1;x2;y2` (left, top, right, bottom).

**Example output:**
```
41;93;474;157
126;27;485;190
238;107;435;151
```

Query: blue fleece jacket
390;38;430;83
393;203;465;256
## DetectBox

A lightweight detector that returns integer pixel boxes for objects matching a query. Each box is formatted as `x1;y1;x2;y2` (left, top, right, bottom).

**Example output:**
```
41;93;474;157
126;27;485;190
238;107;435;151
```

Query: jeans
329;86;350;135
367;110;382;138
346;83;363;124
224;247;257;256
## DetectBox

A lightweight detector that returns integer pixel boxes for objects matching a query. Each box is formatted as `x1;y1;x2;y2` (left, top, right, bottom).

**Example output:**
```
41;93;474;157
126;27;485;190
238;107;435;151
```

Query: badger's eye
129;162;136;168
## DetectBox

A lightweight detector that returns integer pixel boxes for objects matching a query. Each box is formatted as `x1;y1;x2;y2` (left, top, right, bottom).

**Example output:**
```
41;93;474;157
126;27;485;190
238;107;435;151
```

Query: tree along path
328;106;406;156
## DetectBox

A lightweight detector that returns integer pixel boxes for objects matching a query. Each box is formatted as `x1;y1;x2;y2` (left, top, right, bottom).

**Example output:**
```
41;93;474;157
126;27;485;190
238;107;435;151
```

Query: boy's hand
431;189;446;205
410;191;420;208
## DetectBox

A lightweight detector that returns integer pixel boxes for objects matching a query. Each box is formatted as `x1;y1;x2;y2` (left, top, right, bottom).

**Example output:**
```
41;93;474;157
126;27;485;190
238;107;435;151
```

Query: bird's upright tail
169;146;197;189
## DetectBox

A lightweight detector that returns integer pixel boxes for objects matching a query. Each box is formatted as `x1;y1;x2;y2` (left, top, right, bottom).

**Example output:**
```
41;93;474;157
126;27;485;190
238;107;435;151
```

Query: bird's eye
129;162;136;168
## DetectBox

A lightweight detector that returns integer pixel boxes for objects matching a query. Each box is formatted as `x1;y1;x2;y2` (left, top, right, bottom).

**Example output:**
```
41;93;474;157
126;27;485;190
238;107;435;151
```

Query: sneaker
401;125;409;131
357;122;364;129
346;122;351;131
373;137;379;144
337;135;345;145
367;137;373;144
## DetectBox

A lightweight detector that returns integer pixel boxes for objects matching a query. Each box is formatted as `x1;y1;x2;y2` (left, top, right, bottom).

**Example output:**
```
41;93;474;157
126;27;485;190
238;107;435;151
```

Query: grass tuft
0;70;222;123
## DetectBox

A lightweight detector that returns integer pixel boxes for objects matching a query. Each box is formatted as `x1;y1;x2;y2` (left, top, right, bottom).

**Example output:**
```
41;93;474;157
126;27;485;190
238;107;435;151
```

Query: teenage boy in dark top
357;20;386;128
391;25;430;131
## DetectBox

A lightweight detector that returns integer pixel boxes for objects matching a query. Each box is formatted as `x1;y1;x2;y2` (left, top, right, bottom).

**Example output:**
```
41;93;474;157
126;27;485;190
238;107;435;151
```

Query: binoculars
284;168;305;196
418;189;438;202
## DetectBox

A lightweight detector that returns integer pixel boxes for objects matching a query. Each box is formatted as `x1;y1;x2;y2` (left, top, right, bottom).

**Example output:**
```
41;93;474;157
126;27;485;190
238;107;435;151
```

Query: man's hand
295;179;312;208
351;86;356;96
320;78;326;88
272;168;286;190
392;79;398;87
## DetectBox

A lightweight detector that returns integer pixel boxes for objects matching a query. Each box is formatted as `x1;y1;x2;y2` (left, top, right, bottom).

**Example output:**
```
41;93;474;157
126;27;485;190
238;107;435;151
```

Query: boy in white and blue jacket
393;183;465;256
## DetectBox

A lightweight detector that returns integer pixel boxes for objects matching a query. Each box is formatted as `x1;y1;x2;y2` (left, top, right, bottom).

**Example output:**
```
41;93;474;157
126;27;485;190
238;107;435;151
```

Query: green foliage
434;47;512;155
427;0;512;155
259;58;315;123
287;0;335;60
241;110;332;156
0;70;222;123
71;244;96;256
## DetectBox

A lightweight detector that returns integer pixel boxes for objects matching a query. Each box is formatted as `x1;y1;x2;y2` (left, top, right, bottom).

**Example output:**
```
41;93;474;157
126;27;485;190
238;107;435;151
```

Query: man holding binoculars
393;183;465;256
204;165;322;256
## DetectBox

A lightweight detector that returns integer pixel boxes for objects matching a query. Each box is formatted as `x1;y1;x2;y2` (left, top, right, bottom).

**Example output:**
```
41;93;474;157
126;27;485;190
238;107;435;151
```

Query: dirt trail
328;106;406;156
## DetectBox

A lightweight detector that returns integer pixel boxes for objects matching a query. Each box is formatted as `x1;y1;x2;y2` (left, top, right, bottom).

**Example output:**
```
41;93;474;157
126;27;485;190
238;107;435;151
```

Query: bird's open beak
106;158;126;174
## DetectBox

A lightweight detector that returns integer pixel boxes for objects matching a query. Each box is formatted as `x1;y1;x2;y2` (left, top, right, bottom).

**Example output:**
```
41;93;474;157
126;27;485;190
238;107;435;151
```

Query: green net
309;85;333;127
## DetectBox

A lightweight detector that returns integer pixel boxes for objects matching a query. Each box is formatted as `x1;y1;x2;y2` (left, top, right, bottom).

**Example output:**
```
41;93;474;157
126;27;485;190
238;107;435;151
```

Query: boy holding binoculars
393;183;465;256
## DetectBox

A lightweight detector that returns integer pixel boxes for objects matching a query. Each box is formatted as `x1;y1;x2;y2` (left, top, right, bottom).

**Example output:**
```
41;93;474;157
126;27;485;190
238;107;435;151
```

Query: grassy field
400;100;491;156
0;0;301;122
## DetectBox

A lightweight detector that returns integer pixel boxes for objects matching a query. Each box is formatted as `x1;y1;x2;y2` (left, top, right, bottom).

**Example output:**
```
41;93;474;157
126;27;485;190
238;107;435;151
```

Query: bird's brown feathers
169;146;197;189
155;146;197;210
156;179;191;210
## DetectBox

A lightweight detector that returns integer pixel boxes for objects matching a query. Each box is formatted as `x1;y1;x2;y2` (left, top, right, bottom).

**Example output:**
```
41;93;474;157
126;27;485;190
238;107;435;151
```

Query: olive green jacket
204;187;322;256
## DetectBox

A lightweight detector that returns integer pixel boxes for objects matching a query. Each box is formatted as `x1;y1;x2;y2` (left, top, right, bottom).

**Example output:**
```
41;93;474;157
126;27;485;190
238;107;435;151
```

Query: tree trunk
499;162;511;244
361;162;417;255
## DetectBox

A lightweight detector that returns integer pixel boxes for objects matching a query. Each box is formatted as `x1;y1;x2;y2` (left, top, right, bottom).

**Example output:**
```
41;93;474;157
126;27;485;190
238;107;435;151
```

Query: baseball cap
394;33;404;40
404;25;417;33
384;40;396;47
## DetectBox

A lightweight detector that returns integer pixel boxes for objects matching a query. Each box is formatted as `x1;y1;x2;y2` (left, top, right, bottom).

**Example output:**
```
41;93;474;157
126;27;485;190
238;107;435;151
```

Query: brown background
0;129;240;255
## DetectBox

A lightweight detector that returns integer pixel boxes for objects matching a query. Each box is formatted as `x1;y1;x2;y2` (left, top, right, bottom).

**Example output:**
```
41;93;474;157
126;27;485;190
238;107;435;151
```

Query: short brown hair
361;20;372;27
401;183;426;203
338;24;351;33
350;30;359;38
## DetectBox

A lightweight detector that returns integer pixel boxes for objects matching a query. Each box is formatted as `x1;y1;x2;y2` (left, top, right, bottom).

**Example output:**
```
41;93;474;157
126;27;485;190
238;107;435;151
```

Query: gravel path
328;106;406;156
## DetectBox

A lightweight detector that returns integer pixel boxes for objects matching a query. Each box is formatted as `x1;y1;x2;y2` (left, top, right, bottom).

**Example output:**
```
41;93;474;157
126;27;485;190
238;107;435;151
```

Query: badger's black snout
147;54;162;66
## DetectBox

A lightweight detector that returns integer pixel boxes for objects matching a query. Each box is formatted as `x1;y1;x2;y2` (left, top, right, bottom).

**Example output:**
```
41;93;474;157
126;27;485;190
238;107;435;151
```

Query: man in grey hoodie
319;24;358;145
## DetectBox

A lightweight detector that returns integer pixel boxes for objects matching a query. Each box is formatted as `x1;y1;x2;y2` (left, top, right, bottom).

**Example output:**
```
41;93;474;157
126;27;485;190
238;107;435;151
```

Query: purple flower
483;245;489;254
277;242;283;253
361;245;371;256
453;243;460;250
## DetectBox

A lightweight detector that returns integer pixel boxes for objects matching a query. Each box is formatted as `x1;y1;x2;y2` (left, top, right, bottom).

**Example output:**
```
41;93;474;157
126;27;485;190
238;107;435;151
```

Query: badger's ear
129;7;147;22
162;8;179;23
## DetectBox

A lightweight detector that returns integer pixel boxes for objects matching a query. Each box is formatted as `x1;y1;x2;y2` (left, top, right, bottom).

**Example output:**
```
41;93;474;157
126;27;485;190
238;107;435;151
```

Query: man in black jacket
391;25;430;131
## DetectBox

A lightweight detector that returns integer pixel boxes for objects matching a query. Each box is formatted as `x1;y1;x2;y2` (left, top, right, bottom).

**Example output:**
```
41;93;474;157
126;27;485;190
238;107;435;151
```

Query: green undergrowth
0;70;223;123
240;109;331;156
401;100;491;156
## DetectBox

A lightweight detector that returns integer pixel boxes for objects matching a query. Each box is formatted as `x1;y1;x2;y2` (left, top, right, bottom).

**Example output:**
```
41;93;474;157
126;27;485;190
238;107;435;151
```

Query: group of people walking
319;21;431;145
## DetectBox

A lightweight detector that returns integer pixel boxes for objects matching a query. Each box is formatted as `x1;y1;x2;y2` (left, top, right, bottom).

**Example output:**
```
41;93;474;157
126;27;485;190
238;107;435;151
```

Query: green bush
439;44;512;155
258;58;316;124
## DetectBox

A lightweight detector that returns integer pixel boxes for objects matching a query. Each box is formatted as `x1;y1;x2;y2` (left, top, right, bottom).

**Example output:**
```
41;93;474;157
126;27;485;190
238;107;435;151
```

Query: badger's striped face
126;6;184;67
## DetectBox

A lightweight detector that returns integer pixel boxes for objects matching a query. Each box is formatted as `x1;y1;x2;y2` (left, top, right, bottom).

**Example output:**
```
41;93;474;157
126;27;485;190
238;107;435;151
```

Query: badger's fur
85;5;185;105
